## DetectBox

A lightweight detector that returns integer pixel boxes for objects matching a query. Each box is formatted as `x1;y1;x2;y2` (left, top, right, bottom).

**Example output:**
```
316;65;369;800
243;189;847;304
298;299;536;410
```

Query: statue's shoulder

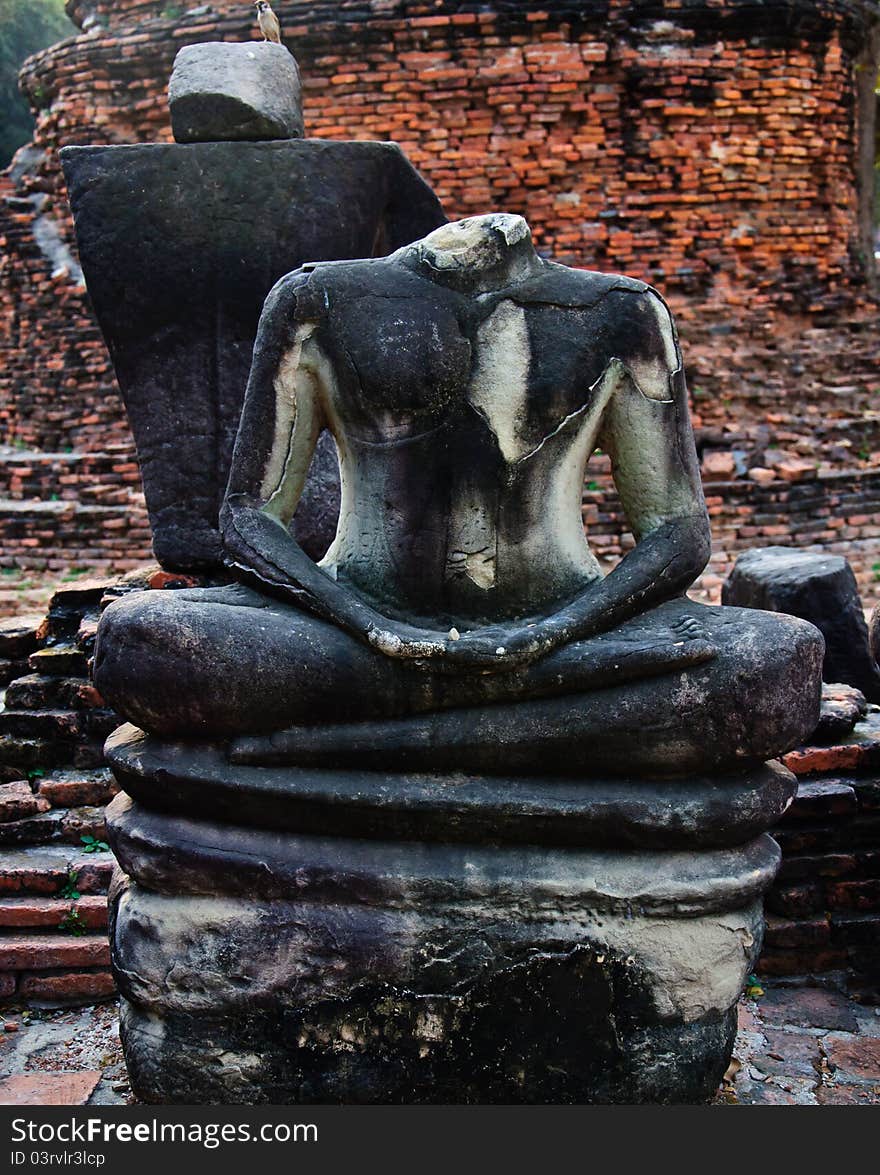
270;254;427;314
519;261;656;307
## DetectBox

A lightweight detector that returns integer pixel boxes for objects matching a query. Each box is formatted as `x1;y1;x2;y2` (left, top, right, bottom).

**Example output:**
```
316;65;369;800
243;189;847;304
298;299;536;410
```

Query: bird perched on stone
254;1;282;44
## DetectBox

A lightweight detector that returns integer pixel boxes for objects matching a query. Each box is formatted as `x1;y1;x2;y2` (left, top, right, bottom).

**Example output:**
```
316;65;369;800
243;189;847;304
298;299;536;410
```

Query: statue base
104;728;790;1104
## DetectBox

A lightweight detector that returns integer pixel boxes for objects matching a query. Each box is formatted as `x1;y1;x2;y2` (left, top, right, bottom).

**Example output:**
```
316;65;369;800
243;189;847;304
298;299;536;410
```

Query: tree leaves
0;0;75;167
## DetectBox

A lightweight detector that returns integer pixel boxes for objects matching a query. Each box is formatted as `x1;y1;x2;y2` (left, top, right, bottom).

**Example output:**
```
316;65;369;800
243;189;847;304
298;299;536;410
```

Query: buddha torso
282;228;674;627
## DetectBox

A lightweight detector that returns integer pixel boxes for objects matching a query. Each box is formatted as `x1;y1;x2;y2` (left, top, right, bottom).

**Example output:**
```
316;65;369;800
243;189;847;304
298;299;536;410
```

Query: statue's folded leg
229;604;823;776
96;586;821;772
94;584;715;737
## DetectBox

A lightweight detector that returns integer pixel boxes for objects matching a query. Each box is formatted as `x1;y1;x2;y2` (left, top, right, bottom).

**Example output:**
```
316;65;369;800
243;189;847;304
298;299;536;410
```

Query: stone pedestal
104;725;793;1104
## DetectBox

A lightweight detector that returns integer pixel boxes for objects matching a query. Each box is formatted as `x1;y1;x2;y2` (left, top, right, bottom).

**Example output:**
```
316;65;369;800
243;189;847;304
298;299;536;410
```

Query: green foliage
57;869;80;901
80;834;109;853
0;0;76;167
58;905;88;935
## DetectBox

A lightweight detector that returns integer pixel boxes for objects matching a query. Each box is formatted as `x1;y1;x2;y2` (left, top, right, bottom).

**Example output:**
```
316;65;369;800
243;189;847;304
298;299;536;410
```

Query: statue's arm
545;288;712;643
221;270;450;658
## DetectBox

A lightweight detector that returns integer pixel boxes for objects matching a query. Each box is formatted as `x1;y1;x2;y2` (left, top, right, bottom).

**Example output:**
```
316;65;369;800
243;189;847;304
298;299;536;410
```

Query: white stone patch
260;321;318;504
467;299;532;464
626;292;679;404
418;213;529;271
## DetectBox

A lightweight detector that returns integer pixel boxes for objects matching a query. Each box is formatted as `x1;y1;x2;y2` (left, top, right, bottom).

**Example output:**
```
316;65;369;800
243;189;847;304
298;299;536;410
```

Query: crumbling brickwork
0;0;878;585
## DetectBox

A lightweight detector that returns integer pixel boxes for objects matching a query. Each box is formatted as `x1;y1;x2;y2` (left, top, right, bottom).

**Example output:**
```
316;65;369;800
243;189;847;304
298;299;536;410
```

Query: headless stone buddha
94;213;821;776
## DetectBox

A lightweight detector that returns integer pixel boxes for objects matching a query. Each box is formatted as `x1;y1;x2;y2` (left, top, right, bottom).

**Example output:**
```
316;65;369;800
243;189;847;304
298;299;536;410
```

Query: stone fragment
813;682;868;742
62;140;445;570
723;547;880;699
0;1072;102;1106
0;615;42;659
747;466;776;485
756;986;859;1032
169;41;303;144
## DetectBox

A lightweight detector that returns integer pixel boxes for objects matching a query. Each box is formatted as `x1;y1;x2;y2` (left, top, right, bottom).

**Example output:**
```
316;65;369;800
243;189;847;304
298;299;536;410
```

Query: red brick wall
0;0;878;578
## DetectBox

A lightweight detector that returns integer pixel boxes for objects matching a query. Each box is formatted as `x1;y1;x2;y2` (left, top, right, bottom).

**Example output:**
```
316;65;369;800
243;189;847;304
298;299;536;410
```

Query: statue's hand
365;620;449;662
364;616;556;673
430;620;561;673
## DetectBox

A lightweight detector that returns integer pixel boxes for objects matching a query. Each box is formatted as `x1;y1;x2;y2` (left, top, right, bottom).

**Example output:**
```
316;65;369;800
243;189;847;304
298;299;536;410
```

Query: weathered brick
0;780;50;823
16;971;116;1003
0;934;110;970
0;1071;102;1104
0;894;107;930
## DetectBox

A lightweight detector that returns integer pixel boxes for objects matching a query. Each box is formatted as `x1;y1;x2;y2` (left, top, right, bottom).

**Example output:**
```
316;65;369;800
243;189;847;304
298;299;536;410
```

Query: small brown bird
255;1;282;44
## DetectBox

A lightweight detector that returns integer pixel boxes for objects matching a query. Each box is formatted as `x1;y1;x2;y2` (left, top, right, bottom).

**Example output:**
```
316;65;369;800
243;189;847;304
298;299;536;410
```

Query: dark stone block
783;779;858;822
722;547;880;700
169;42;303;144
118;979;737;1106
0;617;42;660
813;683;868;742
61;140;445;571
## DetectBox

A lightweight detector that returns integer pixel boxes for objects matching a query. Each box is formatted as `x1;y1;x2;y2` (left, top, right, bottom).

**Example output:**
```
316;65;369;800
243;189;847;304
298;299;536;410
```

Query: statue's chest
328;295;603;453
329;295;471;420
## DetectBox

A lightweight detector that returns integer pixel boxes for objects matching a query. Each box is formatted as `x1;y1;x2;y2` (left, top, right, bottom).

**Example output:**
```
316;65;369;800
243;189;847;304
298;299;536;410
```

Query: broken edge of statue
95;215;825;1104
61;139;445;570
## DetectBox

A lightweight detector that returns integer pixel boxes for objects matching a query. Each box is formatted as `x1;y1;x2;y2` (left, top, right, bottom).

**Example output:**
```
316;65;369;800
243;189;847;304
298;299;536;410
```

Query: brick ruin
0;0;878;595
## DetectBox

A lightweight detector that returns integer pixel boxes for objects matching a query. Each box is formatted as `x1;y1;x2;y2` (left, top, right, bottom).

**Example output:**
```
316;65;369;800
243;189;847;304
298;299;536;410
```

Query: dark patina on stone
723;546;880;700
106;723;797;850
95;215;823;1104
106;794;774;1104
61;140;444;570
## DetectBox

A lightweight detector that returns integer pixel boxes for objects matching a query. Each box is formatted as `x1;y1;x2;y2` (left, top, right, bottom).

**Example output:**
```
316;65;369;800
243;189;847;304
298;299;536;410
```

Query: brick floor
720;981;880;1106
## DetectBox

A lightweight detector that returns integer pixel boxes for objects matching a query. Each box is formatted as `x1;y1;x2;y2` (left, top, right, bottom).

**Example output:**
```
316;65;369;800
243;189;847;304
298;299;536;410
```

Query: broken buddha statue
94;213;822;774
